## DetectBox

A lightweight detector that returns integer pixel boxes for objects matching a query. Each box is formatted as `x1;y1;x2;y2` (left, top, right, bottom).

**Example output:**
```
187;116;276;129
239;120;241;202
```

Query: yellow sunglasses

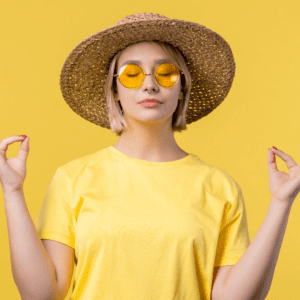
113;62;184;89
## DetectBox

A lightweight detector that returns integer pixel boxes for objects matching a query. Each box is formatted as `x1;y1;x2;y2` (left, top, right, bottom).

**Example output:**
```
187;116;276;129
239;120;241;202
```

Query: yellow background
1;0;299;299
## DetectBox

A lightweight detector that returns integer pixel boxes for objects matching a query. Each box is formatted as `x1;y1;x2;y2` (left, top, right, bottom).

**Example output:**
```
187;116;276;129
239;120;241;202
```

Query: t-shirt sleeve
214;179;251;267
34;167;75;249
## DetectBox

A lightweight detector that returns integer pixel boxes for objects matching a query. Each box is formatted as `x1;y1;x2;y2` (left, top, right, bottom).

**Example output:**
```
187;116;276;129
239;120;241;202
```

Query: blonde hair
104;41;192;137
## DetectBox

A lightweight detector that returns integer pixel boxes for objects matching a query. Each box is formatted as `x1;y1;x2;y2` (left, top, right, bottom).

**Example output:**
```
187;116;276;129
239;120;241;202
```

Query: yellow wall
1;1;299;299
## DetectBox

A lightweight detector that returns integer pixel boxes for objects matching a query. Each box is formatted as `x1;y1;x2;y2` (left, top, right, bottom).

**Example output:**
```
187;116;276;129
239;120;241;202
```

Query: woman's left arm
217;147;300;300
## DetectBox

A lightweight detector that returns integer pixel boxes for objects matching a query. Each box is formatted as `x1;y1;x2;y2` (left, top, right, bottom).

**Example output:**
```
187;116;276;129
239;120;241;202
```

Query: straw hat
59;12;236;129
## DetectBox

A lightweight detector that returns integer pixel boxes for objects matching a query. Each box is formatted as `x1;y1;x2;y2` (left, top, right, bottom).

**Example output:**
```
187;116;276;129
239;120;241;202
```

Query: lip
140;102;159;108
139;98;161;104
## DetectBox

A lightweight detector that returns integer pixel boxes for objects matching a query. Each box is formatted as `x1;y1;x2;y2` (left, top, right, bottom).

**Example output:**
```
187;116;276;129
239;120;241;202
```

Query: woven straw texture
60;13;236;129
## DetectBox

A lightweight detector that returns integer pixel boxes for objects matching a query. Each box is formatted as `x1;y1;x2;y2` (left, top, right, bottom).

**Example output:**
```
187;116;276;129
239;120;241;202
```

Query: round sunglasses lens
119;64;144;89
155;63;180;87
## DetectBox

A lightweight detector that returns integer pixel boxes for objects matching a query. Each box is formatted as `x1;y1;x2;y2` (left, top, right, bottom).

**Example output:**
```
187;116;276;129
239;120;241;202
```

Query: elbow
19;283;62;300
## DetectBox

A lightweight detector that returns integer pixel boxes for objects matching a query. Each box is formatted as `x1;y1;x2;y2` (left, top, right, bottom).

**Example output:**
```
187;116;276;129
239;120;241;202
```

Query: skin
113;41;189;162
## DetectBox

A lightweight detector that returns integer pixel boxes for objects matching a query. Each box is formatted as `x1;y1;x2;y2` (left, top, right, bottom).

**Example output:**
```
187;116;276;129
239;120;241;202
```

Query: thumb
18;136;29;161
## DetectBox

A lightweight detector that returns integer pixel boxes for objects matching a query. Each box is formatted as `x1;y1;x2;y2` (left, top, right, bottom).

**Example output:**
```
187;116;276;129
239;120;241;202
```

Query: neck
112;117;187;162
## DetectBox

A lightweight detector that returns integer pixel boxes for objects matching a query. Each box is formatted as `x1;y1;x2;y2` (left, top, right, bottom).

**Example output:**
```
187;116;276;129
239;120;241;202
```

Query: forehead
118;42;170;64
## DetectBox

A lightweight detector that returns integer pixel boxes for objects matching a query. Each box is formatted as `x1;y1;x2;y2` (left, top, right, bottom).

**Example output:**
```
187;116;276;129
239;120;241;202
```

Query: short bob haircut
104;41;192;137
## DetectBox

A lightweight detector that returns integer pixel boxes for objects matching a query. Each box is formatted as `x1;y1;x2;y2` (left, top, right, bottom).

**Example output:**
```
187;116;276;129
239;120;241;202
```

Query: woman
1;12;299;300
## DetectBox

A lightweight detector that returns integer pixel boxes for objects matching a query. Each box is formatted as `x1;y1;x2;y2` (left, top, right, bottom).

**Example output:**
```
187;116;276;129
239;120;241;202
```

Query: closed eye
126;73;139;77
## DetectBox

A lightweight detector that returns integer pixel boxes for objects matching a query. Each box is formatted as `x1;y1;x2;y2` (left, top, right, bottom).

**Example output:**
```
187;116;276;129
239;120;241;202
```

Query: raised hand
0;135;29;194
267;147;300;207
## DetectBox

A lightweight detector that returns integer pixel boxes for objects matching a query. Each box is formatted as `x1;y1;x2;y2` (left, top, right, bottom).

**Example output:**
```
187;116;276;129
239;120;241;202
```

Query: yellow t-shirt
34;146;250;300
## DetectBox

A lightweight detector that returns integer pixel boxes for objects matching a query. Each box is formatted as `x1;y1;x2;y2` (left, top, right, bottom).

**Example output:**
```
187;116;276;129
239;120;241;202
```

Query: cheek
117;87;136;104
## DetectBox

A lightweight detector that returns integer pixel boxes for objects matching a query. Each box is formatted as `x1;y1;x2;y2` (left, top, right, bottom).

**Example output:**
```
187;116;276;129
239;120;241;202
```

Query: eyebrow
120;58;172;68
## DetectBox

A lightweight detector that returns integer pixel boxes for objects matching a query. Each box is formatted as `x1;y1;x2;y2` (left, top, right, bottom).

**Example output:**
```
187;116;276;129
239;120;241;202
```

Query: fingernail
272;146;277;150
19;135;27;139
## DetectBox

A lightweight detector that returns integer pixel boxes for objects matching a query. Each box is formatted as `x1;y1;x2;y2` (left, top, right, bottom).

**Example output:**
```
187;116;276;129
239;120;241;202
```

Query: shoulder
52;149;107;189
202;162;241;197
59;148;106;176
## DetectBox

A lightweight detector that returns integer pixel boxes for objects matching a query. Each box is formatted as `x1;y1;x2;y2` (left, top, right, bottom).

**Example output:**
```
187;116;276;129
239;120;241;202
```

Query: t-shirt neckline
108;146;193;166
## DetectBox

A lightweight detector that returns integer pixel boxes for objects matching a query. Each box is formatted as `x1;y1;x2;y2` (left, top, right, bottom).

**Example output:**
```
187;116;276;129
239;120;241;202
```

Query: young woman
1;12;299;300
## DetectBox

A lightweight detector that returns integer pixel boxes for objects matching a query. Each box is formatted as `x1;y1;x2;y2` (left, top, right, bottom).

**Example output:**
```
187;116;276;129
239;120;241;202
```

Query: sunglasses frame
113;62;184;89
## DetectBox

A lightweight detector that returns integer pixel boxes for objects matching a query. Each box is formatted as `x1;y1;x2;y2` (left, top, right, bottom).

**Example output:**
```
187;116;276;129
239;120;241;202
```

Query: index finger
272;148;297;169
0;135;27;152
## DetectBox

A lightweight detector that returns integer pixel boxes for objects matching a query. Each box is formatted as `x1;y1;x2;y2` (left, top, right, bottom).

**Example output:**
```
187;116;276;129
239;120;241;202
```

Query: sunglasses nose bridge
142;72;159;86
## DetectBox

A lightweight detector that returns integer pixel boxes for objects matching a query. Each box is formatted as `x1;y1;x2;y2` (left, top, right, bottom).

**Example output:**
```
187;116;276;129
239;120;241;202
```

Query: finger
0;135;27;159
17;136;29;161
271;147;297;169
267;148;278;173
0;135;27;152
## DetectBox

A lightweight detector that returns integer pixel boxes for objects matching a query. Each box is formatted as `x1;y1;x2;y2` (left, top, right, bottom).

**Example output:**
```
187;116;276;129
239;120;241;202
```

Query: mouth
139;99;161;104
139;101;159;108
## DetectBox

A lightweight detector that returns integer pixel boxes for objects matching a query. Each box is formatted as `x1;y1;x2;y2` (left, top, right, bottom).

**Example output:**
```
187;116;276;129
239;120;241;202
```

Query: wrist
270;197;293;211
3;187;24;198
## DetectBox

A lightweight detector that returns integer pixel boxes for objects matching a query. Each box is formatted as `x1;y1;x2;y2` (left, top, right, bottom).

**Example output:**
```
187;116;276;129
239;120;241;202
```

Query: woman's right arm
1;136;61;300
4;189;61;300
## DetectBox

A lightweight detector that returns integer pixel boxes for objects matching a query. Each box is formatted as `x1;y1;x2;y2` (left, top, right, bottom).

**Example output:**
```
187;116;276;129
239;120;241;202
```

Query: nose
142;72;159;93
